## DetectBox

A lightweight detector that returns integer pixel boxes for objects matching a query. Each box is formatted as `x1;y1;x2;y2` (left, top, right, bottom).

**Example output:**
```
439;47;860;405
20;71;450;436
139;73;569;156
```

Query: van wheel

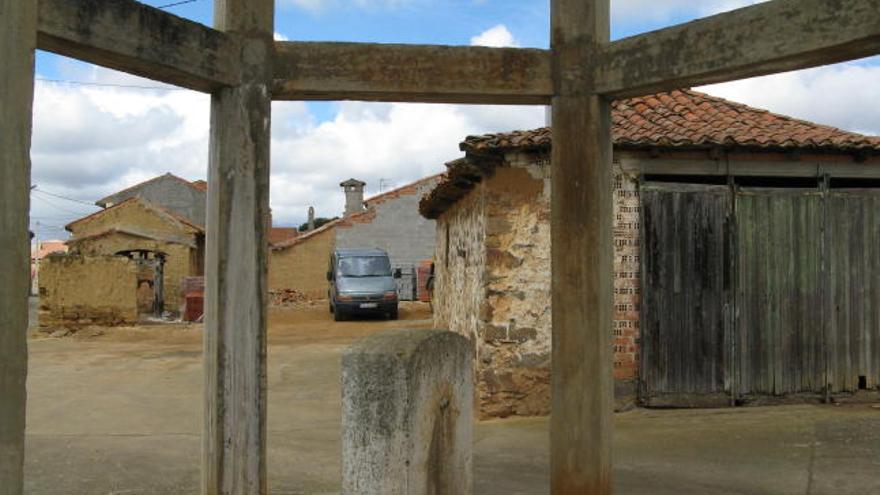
334;308;346;322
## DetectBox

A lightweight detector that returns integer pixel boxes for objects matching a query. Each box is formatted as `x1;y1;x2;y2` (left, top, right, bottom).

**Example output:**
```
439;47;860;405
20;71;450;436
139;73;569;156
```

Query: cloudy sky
29;0;880;240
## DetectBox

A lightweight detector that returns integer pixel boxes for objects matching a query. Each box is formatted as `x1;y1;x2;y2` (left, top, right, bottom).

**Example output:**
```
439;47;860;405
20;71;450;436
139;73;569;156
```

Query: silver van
327;248;400;321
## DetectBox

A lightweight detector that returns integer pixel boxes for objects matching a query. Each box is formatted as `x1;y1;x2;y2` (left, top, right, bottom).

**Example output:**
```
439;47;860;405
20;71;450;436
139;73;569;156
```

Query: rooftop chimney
340;178;366;216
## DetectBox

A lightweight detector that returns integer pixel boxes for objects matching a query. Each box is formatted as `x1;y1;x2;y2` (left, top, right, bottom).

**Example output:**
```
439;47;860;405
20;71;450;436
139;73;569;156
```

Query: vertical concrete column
342;329;473;495
203;1;273;494
0;1;36;494
550;0;614;493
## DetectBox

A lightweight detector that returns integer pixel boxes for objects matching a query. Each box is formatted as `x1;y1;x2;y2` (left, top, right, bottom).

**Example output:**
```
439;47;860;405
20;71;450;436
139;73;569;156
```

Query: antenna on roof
378;179;394;193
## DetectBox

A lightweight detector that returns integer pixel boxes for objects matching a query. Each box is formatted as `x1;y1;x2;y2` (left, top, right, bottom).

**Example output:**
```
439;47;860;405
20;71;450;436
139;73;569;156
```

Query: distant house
421;89;880;418
30;240;68;294
64;197;205;314
269;175;442;299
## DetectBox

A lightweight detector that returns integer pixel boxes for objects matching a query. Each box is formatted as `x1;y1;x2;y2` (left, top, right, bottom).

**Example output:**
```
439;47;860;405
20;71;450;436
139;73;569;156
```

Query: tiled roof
96;173;206;207
461;89;880;154
268;227;299;246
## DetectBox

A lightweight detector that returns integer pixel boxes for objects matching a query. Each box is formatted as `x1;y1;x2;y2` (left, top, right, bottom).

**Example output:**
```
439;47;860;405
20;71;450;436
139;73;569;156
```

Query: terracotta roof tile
461;89;880;155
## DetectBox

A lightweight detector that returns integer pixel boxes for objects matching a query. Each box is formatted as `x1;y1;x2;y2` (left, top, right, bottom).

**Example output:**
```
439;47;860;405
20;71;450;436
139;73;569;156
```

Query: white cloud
700;62;880;137
282;0;419;14
274;32;289;41
612;0;768;25
470;24;519;48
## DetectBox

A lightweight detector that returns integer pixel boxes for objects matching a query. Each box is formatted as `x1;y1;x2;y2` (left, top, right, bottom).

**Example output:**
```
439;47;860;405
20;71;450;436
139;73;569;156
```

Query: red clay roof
461;89;880;154
268;227;299;246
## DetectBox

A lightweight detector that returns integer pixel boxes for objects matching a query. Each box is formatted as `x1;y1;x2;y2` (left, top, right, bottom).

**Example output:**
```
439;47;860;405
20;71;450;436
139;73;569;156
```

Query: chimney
340;178;366;216
307;206;315;231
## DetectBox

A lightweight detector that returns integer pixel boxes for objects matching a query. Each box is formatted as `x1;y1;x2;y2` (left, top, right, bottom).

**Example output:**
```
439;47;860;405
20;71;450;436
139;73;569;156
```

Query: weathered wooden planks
826;191;880;392
550;1;613;493
202;0;273;494
640;184;731;405
596;0;880;98
735;189;825;396
273;42;553;104
36;0;241;92
0;1;36;493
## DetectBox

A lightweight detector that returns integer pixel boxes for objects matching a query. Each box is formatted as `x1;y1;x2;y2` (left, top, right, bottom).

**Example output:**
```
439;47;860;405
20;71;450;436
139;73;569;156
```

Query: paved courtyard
24;303;880;494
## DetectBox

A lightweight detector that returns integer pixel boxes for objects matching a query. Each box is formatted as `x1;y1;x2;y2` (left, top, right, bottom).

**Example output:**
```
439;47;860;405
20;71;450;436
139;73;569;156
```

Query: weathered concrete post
550;0;613;493
202;0;273;494
0;1;36;493
342;329;473;495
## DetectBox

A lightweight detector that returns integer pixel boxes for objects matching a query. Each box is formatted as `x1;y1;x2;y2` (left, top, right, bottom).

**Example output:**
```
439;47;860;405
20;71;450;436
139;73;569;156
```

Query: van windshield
337;256;391;277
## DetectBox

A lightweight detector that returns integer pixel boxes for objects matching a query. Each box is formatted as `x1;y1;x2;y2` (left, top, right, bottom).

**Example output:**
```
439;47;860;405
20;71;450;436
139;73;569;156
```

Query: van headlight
337;294;354;301
383;291;398;301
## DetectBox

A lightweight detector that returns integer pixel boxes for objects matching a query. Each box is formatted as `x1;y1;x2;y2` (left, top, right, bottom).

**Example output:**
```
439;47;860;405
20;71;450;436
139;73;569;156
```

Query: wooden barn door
826;190;880;393
734;189;825;397
640;184;733;406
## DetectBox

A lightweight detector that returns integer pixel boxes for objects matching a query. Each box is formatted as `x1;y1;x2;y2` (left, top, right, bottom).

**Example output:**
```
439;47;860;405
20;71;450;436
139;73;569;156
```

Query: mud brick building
270;175;442;299
421;89;880;418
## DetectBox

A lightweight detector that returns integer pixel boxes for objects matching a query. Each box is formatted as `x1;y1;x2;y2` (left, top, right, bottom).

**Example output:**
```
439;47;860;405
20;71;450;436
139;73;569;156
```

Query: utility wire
32;187;97;207
31;192;97;217
157;0;203;9
35;77;184;92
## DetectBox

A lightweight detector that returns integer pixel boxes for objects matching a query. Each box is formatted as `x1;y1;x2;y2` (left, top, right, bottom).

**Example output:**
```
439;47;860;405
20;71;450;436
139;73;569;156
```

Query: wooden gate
826;190;880;392
640;184;732;406
735;189;825;397
642;183;880;406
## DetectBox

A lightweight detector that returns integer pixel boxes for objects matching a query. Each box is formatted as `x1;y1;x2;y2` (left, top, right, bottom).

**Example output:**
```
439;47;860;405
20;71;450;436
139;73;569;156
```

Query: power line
157;0;203;9
31;192;96;217
35;77;185;92
32;187;96;207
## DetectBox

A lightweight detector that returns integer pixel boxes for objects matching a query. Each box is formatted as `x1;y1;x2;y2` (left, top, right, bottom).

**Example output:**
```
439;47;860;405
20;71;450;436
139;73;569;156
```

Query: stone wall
39;254;139;328
433;184;487;356
268;226;335;299
336;176;440;268
432;152;644;417
477;158;552;418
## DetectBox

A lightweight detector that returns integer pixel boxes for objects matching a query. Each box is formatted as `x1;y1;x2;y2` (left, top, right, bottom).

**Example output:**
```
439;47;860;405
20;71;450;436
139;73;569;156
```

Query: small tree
298;217;337;232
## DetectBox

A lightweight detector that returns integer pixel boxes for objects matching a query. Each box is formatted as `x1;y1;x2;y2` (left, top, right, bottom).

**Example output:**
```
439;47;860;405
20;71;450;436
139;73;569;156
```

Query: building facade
421;90;880;418
270;175;442;300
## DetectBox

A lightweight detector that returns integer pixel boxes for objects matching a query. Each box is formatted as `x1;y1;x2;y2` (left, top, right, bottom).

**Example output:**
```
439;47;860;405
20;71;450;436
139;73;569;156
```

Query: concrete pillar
0;1;36;494
307;206;315;231
342;329;473;495
202;0;273;494
550;0;613;493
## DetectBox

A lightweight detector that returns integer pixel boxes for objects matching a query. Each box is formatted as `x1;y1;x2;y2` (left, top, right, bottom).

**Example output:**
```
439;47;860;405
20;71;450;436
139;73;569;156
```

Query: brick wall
612;167;641;383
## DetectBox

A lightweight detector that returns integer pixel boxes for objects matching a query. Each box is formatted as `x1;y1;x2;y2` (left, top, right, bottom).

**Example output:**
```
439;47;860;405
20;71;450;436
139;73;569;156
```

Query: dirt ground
23;302;880;494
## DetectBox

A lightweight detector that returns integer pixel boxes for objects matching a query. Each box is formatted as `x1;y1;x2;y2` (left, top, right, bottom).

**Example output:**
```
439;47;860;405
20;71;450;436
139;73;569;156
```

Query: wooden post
0;1;36;494
202;1;273;494
550;0;613;493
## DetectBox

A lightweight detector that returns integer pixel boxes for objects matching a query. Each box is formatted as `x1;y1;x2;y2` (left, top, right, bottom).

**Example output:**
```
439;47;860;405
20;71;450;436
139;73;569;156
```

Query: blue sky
28;0;880;240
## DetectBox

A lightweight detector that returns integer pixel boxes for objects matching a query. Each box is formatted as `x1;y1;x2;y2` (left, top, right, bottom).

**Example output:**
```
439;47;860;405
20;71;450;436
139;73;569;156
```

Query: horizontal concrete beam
596;0;880;98
36;0;241;92
273;41;553;104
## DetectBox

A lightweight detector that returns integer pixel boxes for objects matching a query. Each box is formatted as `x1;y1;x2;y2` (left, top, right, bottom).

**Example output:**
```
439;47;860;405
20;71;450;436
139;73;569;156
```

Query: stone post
0;1;36;493
342;329;473;495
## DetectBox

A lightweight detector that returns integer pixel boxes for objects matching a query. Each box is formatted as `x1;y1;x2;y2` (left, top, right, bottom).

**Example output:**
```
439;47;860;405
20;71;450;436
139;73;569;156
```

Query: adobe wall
71;233;195;313
39;254;139;328
336;177;440;268
268;227;336;299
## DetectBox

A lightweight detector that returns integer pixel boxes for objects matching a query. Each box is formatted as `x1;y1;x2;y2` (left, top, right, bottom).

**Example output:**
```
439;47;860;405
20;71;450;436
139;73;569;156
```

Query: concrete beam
37;0;241;92
273;42;553;104
202;0;273;494
0;1;36;493
550;0;614;493
596;0;880;98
